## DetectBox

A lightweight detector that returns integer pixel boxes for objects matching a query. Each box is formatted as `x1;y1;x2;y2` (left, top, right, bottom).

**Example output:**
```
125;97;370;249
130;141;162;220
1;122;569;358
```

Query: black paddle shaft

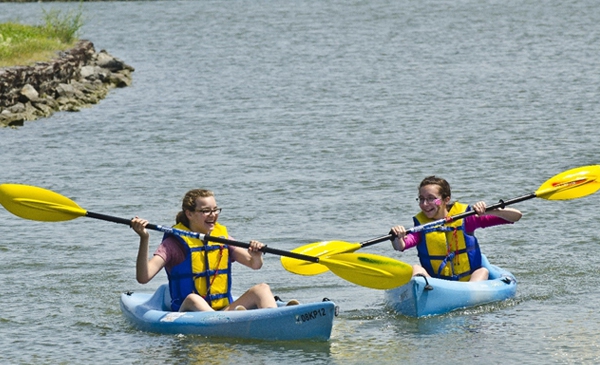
358;192;536;249
85;211;320;262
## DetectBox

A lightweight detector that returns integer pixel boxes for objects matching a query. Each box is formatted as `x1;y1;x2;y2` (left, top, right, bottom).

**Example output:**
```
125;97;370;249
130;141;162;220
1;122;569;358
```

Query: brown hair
419;176;451;199
175;189;214;228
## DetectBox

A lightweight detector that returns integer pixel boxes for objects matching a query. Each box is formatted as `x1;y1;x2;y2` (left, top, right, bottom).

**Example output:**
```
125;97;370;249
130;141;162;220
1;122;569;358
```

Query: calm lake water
1;1;599;364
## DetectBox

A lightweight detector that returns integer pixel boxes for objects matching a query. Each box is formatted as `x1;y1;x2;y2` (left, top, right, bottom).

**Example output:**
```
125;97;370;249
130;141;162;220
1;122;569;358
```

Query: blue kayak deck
384;254;517;318
120;284;338;341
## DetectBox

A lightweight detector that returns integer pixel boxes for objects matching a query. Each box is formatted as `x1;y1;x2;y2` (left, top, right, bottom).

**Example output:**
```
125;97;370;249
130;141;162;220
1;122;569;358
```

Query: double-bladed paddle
0;184;412;290
281;165;600;276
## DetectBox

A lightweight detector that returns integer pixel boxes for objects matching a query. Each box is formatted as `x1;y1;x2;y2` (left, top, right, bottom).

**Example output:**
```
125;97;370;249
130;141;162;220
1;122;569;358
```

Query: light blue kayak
120;284;338;341
384;255;517;318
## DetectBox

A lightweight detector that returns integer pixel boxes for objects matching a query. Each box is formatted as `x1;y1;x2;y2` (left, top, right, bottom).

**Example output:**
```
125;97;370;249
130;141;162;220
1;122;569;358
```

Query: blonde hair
175;189;214;227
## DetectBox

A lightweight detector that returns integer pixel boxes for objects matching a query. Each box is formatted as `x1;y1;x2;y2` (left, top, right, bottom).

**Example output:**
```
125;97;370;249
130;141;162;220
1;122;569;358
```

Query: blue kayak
120;284;338;341
384;255;517;318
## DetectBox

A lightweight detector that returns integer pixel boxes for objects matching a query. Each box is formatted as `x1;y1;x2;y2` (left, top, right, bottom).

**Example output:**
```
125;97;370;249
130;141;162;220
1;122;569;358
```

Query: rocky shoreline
0;40;134;128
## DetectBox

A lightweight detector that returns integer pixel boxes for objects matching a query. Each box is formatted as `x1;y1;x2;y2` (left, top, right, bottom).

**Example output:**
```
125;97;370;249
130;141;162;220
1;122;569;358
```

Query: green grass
0;7;84;68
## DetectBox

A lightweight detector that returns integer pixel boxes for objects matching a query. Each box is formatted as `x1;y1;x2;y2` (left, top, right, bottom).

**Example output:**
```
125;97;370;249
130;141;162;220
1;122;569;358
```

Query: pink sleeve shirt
402;215;513;251
154;236;237;273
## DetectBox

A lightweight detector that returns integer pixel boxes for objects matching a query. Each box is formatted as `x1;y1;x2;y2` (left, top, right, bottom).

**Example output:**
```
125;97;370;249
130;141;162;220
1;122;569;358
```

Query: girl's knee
185;294;203;305
470;267;489;281
252;282;271;293
412;265;428;276
181;293;212;311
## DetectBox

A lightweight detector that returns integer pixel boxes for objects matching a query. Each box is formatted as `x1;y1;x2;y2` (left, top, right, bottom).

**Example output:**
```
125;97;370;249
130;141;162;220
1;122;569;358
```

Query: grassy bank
0;8;84;68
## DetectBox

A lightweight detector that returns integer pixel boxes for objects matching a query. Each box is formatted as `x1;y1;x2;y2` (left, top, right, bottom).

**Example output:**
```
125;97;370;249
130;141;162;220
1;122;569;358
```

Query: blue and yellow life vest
414;202;482;281
164;222;233;311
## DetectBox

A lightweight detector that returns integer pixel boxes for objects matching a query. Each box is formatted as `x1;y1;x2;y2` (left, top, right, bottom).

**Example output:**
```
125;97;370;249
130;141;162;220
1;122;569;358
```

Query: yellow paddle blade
321;253;412;290
0;184;87;222
280;240;361;276
535;165;600;200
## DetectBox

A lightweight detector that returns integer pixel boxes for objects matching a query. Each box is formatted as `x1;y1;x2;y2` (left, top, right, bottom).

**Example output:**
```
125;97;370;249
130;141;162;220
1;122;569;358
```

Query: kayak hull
120;284;338;341
384;255;517;318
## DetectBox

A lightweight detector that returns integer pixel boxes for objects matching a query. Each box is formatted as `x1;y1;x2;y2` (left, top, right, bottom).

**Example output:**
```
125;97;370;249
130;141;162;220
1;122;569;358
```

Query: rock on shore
0;40;134;128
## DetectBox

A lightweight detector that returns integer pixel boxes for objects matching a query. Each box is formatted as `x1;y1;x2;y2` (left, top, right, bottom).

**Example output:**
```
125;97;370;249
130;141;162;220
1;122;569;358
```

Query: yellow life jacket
414;202;482;281
165;222;233;310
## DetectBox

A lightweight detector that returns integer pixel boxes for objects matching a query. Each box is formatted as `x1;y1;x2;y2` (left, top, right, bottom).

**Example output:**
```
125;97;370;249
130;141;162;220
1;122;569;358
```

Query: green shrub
0;5;84;67
42;5;84;44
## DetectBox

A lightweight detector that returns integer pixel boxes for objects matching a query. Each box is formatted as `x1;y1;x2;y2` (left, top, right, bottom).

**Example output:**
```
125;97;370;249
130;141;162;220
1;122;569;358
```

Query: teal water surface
1;1;599;364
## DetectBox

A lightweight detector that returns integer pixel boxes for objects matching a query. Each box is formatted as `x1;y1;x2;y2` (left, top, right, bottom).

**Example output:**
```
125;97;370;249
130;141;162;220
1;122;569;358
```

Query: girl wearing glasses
390;176;522;282
131;189;281;312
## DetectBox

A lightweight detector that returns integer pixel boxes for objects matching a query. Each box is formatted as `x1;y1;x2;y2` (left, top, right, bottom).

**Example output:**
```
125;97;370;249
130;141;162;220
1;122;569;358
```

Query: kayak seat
154;284;172;311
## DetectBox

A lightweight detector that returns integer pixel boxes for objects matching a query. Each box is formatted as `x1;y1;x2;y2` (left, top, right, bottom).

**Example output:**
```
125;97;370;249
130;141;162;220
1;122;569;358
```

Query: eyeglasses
416;196;441;205
195;208;222;215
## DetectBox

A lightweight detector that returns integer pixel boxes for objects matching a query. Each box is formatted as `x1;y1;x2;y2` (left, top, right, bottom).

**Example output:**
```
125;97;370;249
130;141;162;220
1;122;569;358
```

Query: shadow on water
131;333;333;365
